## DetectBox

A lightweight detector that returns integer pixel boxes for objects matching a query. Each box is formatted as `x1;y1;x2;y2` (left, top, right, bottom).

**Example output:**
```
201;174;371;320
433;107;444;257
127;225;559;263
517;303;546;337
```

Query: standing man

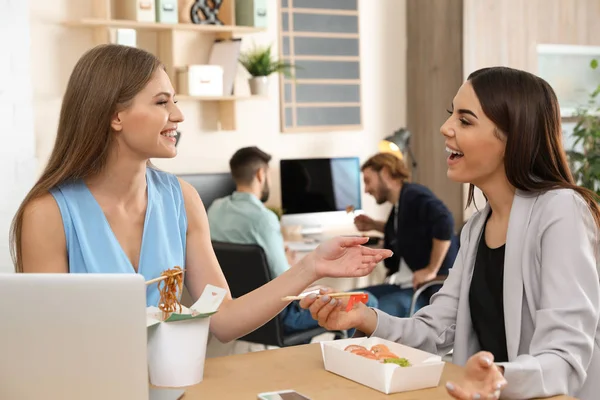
357;152;459;317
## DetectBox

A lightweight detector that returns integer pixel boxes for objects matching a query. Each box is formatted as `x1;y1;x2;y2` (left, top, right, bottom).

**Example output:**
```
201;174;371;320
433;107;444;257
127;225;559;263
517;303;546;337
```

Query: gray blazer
369;189;600;400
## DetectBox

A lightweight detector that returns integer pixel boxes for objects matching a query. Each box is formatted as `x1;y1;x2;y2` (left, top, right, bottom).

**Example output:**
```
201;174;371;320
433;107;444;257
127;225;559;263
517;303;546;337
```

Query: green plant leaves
567;58;600;196
239;44;297;78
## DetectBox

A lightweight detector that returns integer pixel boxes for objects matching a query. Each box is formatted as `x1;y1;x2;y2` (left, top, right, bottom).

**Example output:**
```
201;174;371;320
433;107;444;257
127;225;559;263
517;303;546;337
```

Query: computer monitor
279;157;362;233
178;172;236;210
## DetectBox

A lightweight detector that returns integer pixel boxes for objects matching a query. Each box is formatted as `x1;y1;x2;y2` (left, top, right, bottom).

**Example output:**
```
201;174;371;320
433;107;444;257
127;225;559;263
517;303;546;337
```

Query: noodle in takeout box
146;267;226;388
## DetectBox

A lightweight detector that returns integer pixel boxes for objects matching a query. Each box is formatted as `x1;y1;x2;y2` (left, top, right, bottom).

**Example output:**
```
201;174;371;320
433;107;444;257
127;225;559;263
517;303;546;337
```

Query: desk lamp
379;128;418;182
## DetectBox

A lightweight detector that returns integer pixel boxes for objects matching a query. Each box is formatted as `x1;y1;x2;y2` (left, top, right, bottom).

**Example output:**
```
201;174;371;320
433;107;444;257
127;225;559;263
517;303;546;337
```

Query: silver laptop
0;273;152;400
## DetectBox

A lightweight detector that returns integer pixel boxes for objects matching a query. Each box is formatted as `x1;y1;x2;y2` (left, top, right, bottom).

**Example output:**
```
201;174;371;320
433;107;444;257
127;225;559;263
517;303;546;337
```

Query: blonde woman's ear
110;112;123;132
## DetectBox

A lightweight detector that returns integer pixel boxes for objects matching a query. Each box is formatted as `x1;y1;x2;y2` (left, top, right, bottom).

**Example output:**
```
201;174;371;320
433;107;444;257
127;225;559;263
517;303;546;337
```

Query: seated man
207;146;378;334
357;152;459;317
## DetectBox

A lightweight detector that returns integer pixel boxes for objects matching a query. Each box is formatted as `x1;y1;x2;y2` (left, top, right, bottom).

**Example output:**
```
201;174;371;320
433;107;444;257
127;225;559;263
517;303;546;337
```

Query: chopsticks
282;291;366;301
145;269;185;286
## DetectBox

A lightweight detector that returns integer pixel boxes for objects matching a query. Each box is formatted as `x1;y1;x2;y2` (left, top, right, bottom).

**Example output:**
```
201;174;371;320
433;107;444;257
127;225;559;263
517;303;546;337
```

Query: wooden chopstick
281;291;366;301
145;270;185;286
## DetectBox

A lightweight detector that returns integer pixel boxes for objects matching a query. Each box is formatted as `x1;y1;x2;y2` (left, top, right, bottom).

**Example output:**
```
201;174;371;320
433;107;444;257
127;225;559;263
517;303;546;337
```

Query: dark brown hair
361;152;411;182
229;146;272;184
10;44;163;272
466;66;600;228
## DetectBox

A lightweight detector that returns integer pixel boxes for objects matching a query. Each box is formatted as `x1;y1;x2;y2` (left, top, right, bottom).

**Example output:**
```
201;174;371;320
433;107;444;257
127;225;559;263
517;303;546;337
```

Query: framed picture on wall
537;44;600;117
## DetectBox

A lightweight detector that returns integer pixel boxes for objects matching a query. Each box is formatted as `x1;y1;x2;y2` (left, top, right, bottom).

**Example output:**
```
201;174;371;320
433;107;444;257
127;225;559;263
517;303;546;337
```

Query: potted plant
239;44;296;96
566;59;600;196
266;205;284;220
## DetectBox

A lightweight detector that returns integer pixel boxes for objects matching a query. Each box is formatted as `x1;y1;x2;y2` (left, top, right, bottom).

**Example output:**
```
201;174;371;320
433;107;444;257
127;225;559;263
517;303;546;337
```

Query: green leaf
567;58;600;196
238;43;299;78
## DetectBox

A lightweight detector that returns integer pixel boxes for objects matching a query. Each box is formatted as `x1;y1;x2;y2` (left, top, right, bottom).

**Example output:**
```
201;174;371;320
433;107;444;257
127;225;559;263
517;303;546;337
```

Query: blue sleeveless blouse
50;168;187;307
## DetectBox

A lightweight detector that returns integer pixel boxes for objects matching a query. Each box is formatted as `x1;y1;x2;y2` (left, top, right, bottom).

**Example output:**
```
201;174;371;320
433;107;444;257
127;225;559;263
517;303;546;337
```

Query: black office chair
408;223;465;316
212;241;346;348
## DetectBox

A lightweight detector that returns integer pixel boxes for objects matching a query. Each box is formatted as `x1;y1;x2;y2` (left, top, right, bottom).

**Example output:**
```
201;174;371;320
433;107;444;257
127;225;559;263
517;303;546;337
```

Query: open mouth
446;146;464;161
160;129;177;138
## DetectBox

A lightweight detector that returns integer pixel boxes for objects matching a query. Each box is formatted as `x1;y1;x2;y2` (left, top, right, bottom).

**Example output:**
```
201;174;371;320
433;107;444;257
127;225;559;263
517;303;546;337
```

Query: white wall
0;0;37;272
30;0;407;223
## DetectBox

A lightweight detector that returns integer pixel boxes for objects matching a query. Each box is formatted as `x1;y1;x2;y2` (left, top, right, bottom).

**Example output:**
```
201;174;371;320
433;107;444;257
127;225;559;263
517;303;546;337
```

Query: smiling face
362;167;390;205
440;81;506;187
110;68;184;160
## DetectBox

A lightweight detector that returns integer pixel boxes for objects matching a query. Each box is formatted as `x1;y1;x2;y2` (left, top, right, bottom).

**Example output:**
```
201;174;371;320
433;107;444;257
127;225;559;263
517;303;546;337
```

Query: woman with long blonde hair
11;44;392;343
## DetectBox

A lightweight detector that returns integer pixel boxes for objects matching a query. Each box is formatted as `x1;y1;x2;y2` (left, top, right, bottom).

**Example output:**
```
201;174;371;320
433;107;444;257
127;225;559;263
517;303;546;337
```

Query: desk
184;344;574;400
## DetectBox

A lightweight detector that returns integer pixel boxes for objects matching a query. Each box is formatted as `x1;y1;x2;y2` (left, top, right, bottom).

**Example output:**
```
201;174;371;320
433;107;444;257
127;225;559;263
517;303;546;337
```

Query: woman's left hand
446;352;507;400
308;236;393;279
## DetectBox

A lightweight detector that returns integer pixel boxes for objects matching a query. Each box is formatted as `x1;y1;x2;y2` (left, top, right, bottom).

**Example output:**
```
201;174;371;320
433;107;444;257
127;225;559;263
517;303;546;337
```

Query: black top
383;183;459;276
469;214;508;362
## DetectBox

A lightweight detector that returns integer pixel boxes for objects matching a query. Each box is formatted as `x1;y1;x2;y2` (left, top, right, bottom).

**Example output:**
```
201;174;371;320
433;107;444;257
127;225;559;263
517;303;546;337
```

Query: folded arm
420;195;454;273
496;192;600;399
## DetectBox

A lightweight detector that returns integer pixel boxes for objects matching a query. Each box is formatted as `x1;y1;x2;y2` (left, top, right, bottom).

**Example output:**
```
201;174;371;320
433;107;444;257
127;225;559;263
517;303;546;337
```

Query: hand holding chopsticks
281;291;366;301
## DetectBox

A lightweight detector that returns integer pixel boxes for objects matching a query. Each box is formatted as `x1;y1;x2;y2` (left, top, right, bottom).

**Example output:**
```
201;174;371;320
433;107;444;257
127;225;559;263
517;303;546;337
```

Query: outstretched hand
446;352;507;400
310;236;393;279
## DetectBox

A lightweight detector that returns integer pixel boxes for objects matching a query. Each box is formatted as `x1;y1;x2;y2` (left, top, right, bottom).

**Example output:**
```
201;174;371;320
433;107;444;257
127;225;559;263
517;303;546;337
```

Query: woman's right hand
299;293;378;335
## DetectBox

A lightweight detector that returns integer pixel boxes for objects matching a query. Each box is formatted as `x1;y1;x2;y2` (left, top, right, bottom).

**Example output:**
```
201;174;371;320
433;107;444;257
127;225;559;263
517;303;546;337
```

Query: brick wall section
0;0;37;272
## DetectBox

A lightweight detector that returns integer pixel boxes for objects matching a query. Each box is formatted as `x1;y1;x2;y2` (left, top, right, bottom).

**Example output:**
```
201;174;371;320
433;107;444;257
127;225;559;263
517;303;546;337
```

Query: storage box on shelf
62;0;267;130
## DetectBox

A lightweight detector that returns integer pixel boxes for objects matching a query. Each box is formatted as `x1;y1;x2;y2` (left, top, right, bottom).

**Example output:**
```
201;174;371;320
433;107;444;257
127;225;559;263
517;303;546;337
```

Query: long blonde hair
10;44;162;272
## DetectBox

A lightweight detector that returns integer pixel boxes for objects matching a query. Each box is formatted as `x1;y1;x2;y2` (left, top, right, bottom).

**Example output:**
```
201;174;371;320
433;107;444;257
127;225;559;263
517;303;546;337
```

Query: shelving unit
63;0;266;131
63;18;265;35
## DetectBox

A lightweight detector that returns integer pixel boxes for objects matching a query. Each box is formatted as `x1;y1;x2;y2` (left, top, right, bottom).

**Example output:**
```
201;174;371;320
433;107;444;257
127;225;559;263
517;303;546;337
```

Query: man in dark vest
357;152;459;317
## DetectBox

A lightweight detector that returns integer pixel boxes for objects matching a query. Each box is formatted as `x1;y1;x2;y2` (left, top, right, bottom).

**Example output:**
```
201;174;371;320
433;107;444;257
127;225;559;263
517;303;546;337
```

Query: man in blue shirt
208;146;378;333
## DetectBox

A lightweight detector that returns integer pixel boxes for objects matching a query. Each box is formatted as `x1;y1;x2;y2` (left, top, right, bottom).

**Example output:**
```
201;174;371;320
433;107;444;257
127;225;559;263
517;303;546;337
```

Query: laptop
0;273;183;400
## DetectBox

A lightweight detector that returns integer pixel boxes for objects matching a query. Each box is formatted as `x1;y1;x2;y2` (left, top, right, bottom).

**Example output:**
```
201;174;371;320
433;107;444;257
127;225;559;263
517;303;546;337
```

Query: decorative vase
248;76;269;96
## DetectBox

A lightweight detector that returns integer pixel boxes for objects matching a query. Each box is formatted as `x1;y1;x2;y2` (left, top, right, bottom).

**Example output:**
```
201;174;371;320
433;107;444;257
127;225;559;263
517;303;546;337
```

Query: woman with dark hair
11;44;393;344
300;66;600;400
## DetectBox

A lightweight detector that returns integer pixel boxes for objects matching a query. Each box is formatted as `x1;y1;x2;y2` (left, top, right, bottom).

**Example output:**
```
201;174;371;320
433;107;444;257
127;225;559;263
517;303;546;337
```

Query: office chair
212;241;346;348
408;276;448;316
408;223;465;316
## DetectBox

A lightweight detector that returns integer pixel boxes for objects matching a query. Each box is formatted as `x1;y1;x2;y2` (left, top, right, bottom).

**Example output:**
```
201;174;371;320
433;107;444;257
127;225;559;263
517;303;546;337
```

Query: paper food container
320;337;445;394
146;284;226;388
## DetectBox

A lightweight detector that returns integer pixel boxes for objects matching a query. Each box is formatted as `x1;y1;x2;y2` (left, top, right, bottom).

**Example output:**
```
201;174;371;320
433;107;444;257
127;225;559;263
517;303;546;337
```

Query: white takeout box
320;337;445;394
146;284;226;388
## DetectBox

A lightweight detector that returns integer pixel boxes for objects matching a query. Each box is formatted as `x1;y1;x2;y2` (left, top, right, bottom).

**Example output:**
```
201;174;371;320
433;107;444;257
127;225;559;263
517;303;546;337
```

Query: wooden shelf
177;95;265;101
62;0;267;131
63;19;265;35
